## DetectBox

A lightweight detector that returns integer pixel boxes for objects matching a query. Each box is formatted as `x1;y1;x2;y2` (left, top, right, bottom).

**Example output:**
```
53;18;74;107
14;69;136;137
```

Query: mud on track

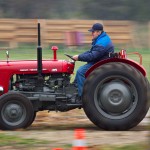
2;109;149;149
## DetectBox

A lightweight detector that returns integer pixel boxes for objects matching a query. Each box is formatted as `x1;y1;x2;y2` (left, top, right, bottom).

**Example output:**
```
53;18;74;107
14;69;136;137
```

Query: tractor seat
109;49;127;59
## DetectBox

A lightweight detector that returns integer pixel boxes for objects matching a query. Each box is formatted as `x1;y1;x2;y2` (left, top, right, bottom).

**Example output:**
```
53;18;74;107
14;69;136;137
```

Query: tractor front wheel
83;62;149;130
0;92;34;130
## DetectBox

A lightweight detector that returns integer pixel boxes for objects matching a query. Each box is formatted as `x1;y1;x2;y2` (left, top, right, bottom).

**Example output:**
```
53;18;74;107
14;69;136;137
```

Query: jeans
74;63;93;96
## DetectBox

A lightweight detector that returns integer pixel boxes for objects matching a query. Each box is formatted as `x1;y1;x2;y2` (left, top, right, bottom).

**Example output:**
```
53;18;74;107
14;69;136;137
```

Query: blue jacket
78;31;114;64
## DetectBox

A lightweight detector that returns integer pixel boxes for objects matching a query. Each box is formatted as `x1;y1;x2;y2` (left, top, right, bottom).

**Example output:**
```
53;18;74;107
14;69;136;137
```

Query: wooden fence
0;19;133;47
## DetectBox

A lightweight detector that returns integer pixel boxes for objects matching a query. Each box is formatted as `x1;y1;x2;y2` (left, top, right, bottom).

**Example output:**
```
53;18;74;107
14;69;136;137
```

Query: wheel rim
94;75;138;119
1;100;26;126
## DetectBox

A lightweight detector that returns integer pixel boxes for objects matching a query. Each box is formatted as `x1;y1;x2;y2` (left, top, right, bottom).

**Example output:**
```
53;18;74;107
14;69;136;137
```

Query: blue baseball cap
88;23;103;32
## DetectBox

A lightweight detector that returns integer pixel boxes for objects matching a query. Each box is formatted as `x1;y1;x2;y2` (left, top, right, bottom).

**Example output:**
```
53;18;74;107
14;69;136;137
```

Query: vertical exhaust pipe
37;22;44;91
37;22;42;77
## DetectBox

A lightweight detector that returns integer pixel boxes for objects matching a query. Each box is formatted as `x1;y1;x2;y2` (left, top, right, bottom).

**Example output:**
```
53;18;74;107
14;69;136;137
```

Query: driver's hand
72;55;79;61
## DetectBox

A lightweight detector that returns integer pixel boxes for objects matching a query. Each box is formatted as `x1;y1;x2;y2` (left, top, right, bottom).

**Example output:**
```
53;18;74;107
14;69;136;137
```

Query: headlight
0;86;4;93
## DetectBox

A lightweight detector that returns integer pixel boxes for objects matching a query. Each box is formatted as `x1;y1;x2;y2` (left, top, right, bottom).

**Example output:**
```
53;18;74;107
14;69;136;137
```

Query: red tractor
0;23;149;130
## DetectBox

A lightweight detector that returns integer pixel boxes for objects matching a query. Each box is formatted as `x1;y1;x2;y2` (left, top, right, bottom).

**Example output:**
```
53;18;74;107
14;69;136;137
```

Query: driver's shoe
75;96;82;104
69;94;82;104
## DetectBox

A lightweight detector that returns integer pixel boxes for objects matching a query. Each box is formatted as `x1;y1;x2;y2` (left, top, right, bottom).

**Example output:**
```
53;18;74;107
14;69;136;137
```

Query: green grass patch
0;132;49;147
0;133;148;150
111;143;148;150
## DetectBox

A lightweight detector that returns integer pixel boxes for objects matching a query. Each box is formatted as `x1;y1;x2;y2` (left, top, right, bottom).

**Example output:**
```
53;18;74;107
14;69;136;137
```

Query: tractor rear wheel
83;62;150;130
0;92;34;130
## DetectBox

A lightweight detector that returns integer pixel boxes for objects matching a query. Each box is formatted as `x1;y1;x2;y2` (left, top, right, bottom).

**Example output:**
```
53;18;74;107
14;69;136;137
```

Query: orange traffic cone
72;129;88;150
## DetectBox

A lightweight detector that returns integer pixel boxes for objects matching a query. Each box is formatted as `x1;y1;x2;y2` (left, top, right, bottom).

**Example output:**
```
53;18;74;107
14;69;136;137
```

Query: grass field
0;132;148;150
0;130;148;150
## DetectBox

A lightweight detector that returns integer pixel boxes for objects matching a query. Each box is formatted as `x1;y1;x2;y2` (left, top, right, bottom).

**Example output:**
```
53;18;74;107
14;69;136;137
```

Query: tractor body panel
0;60;74;93
85;58;146;78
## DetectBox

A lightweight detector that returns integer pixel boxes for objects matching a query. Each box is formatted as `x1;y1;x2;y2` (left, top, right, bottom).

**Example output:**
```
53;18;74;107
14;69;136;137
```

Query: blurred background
0;0;149;20
0;0;149;49
0;0;149;150
0;0;149;47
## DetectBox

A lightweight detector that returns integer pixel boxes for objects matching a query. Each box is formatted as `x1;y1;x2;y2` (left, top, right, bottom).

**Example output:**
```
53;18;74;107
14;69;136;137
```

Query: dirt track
2;109;150;149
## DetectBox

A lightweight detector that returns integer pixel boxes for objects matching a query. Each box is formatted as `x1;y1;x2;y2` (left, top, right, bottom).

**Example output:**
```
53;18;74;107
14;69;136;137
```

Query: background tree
0;0;149;21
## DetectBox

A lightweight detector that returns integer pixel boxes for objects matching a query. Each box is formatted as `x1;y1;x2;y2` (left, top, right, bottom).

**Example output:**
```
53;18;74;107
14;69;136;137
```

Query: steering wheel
64;53;76;61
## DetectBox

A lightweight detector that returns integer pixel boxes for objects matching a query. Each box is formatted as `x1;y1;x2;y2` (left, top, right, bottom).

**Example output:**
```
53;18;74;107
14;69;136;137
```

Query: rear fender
85;58;146;78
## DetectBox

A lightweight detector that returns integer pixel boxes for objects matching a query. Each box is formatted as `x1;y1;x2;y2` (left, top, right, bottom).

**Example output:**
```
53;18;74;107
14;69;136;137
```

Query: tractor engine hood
0;59;74;75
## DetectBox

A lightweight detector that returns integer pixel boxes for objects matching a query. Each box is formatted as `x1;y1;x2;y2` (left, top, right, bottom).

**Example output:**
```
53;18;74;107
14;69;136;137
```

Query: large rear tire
83;62;150;130
0;92;34;130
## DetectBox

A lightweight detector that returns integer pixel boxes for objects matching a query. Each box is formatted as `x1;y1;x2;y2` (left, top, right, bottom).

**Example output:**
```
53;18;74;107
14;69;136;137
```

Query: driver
72;23;114;99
